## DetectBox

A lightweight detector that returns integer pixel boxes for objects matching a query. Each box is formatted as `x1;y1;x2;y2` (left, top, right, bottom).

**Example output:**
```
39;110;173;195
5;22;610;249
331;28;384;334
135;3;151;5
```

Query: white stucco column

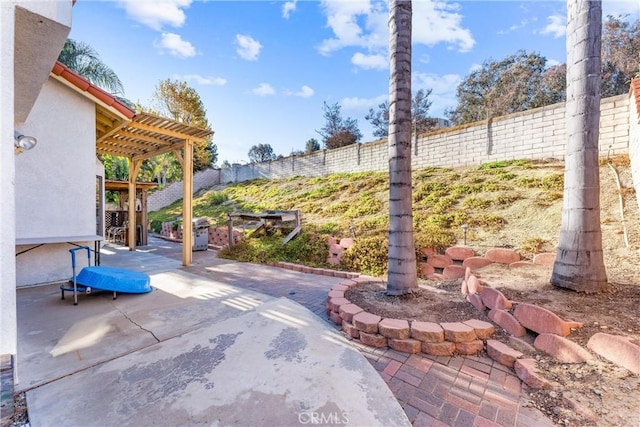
1;1;18;357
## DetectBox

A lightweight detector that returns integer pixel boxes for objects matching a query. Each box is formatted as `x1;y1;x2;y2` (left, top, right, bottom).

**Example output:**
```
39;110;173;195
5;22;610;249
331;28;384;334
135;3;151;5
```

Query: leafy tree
448;51;556;125
316;102;362;149
305;138;320;154
58;39;125;96
151;79;218;172
601;15;640;96
221;160;232;169
248;143;277;163
387;0;418;295
365;89;436;138
551;0;607;292
138;153;182;187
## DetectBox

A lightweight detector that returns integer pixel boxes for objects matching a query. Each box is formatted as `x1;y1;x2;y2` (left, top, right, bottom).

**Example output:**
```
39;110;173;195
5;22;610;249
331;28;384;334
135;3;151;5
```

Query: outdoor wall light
14;131;38;154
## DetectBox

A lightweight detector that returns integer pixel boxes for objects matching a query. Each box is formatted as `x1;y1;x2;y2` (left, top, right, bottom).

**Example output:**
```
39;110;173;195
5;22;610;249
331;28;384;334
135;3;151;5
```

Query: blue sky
69;0;639;165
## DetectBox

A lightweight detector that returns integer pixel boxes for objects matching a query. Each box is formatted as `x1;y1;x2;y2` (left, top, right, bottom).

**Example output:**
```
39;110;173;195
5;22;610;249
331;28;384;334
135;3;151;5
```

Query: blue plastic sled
61;246;152;305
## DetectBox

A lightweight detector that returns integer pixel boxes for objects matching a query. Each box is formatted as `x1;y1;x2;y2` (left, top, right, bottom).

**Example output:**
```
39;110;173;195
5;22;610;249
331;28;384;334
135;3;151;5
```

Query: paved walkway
151;237;555;427
17;240;409;426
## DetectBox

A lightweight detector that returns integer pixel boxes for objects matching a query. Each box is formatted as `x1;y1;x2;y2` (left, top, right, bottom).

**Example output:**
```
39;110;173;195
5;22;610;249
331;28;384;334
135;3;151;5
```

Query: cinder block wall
149;94;634;211
148;168;221;212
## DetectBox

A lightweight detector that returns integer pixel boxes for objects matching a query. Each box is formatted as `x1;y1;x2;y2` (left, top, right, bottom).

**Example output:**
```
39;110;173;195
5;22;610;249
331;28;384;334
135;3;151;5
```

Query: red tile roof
51;61;135;120
631;78;640;121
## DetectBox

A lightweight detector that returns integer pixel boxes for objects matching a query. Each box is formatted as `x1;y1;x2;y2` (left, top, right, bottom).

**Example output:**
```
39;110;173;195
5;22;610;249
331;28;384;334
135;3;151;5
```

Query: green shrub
463;197;492;210
341;236;388;277
217;232;328;267
432;196;457;214
535;190;563;206
414;227;457;252
541;173;564;191
468;214;505;230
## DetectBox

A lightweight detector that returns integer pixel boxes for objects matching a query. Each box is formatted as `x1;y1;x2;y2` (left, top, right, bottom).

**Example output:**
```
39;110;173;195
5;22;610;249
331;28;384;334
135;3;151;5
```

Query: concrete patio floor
17;241;410;426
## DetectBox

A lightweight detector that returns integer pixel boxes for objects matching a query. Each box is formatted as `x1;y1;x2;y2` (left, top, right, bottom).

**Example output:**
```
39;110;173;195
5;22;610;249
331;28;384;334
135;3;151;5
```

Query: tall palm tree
58;39;125;96
551;0;608;292
386;0;418;295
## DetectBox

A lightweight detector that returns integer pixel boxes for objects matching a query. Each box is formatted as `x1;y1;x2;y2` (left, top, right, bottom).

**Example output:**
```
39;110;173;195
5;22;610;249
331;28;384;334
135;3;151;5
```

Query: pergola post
127;159;142;251
182;139;194;266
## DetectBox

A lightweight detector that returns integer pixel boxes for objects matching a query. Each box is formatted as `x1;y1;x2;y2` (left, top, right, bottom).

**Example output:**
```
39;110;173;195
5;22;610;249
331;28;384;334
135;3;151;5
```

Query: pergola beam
128;121;208;144
182;139;194;266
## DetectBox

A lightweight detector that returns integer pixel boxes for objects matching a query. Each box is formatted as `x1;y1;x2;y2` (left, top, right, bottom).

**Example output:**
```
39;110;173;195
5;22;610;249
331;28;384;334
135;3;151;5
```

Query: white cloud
293;85;315;98
468;63;482;73
155;32;196;58
317;1;377;55
497;19;529;35
236;34;262;61
282;0;297;19
412;1;475;52
118;0;191;31
317;0;475;59
413;72;461;117
180;74;227;86
252;83;275;96
540;14;566;38
341;94;387;110
351;52;387;70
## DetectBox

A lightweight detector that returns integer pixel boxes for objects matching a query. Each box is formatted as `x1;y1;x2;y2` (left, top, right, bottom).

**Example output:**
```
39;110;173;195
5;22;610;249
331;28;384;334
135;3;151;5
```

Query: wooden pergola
96;111;213;266
51;61;214;266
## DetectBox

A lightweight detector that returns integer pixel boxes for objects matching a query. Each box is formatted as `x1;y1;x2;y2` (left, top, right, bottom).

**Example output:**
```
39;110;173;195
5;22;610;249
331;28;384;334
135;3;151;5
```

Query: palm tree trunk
551;0;608;292
387;0;418;295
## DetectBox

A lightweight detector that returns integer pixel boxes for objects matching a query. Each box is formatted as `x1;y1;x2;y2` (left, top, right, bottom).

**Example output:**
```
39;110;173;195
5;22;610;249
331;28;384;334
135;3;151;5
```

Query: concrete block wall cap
341;320;361;339
514;358;553;389
339;303;364;323
327;297;350;312
455;340;484;355
466;293;486;312
486;340;523;368
440;322;477;342
463;319;495;339
422;341;455;356
445;246;475;261
480;287;512;310
462;256;494;271
443;265;466;279
467;275;484;294
509;261;537;269
421;247;437;257
533;252;556;266
378;318;411;339
327;290;345;299
587;333;640;374
359;331;388;348
488;309;527;337
419;263;435;277
388;338;422;354
352;312;382;334
534;333;593;363
427;253;453;269
513;303;583;336
410;321;445;343
485;248;521;264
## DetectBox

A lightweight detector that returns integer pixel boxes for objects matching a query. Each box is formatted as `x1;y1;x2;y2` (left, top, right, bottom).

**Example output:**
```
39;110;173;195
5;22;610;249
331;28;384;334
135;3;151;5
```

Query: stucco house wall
1;0;72;361
15;77;99;286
